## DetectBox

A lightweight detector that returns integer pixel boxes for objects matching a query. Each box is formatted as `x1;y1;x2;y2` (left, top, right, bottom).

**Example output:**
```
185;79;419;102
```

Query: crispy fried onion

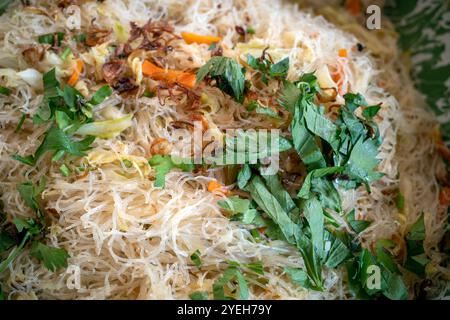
22;44;48;64
101;60;137;93
124;20;180;56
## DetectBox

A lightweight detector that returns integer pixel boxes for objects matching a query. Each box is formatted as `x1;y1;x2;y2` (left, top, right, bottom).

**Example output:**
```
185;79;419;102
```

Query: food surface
0;0;448;300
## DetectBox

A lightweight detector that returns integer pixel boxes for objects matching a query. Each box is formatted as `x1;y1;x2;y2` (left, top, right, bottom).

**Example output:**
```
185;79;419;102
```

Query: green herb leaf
323;230;351;268
284;267;313;289
89;85;113;105
14;113;26;133
345;209;371;234
408;213;425;241
0;232;15;254
73;33;86;43
29;241;69;272
237;164;252;189
34;127;95;162
38;32;65;46
148;155;194;188
0;86;11;95
362;105;381;120
196;56;245;102
217;196;250;214
212;266;249;300
269;57;289;78
244;175;300;244
190;249;202;268
12;154;35;166
189;291;208;300
395;192;405;212
59;164;70;177
17;178;46;215
298;166;344;199
0;0;14;15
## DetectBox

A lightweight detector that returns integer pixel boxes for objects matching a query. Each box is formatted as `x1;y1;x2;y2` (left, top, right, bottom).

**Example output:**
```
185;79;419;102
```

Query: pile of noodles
0;0;447;299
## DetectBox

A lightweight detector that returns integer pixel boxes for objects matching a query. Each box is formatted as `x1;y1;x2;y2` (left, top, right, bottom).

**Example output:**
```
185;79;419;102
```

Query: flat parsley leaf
29;241;70;272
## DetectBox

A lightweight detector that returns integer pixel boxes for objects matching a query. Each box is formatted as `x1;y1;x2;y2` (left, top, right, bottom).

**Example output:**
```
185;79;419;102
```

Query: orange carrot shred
346;0;361;16
338;49;348;58
207;180;229;195
142;60;195;89
439;187;450;206
67;59;84;86
181;32;221;45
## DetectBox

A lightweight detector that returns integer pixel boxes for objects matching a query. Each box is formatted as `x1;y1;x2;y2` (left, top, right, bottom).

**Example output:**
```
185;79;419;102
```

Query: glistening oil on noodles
0;0;448;300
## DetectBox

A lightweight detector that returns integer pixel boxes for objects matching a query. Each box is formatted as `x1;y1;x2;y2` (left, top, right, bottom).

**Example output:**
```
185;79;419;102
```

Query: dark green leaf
73;33;86;43
89;85;113;105
407;213;425;241
323;231;351;268
189;291;208;300
297;166;343;199
345;209;371;234
303;103;340;152
12;154;35;166
43;68;60;101
213;266;249;300
0;0;14;15
345;138;383;186
217;196;250;214
362;105;381;120
0;232;15;253
301;197;324;258
0;86;11;95
343;93;367;112
29;241;69;272
196;56;245;102
244;261;264;275
237;164;252;189
284;267;313;289
269;57;289;78
395;193;405;212
148;155;194;188
244;175;299;244
14;113;26;133
34;127;95;162
246;26;255;34
38;32;65;46
262;173;296;214
190;249;202;268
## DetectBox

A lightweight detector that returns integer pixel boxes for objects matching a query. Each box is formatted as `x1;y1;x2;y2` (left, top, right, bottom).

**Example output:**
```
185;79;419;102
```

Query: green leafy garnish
60;47;72;60
29;242;70;272
212;265;249;300
59;164;70;177
189;291;208;300
148;155;194;188
0;180;69;276
38;32;65;46
73;33;86;43
190;249;202;268
0;86;11;95
247;53;289;84
0;0;14;15
196;56;246;102
14;113;26;133
13;69;115;166
395;192;405;212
